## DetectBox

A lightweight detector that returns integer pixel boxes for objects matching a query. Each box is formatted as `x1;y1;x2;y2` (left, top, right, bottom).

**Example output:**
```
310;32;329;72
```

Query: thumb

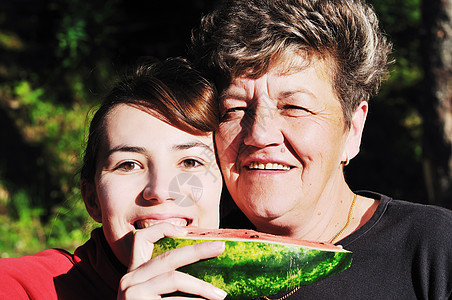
128;223;188;271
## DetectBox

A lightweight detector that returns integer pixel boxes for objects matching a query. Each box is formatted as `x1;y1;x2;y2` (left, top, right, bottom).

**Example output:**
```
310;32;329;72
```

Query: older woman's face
90;104;222;266
215;58;353;229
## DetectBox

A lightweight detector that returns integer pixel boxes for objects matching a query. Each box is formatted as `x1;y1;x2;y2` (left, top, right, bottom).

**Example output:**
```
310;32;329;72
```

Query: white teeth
135;218;188;229
248;162;291;170
171;219;188;226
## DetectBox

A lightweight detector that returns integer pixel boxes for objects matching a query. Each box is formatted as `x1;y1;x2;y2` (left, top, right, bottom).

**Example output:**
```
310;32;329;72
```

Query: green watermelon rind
152;237;353;299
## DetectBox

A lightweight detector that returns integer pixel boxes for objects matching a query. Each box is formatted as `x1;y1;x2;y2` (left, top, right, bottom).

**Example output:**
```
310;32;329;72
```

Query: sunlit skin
215;56;374;241
84;104;222;266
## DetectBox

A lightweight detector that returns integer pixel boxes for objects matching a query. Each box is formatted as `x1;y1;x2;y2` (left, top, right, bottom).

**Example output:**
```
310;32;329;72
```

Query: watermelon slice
152;228;352;299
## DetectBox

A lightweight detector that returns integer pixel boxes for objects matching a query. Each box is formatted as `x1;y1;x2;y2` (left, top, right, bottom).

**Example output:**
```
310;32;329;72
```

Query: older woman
0;58;227;300
191;0;452;299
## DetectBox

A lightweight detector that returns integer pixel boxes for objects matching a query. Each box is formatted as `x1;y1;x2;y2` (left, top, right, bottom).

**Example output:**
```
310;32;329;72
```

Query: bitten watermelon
152;228;352;299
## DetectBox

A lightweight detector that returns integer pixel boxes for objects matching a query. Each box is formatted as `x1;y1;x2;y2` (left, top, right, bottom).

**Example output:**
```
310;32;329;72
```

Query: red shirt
0;228;125;299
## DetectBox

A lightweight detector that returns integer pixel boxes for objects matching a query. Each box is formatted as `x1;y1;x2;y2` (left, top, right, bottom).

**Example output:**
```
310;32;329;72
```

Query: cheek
96;177;135;216
200;175;222;206
197;177;222;223
216;123;242;160
285;119;345;156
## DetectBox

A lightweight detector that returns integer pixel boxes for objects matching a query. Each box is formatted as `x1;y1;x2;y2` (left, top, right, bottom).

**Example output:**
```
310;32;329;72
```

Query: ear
343;101;368;162
81;180;102;223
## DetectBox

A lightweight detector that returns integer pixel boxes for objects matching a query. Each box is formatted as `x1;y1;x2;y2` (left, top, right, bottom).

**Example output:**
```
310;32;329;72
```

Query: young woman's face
90;104;222;266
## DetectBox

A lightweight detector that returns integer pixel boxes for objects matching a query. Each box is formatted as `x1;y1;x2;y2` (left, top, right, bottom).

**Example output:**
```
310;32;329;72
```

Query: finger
123;241;225;289
121;271;227;300
129;223;188;271
136;240;225;280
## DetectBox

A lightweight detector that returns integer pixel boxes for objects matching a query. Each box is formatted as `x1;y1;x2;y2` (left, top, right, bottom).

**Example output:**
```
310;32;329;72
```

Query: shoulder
361;191;452;227
386;199;452;298
0;248;75;272
352;192;452;298
357;191;452;245
369;191;452;254
0;249;75;299
387;197;452;231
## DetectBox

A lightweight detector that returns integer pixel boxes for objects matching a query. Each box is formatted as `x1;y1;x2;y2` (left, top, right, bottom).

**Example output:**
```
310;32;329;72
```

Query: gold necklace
262;287;300;300
262;193;357;300
330;193;357;244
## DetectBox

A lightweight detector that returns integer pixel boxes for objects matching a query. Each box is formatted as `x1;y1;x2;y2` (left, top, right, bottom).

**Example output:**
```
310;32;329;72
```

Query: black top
253;191;452;300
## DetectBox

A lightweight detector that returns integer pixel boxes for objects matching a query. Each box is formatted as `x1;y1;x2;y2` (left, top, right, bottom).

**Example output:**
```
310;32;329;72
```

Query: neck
253;184;356;242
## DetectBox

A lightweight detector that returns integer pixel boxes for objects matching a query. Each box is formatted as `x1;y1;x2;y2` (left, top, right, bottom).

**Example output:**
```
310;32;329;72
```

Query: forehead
102;104;213;145
222;55;335;100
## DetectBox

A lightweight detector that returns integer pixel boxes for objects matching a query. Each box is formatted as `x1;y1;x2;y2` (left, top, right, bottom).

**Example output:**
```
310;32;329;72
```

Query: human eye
180;158;205;169
220;97;248;122
114;161;142;172
221;106;247;122
280;104;315;117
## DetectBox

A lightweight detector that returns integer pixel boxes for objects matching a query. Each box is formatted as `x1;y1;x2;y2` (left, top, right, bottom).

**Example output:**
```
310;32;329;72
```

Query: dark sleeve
409;205;452;299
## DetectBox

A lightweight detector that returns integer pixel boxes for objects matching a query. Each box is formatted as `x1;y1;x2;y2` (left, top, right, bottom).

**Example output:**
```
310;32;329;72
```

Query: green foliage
0;190;46;258
0;0;118;258
0;188;98;258
54;0;121;68
12;80;90;193
45;193;100;251
0;31;24;50
57;17;88;67
0;80;98;257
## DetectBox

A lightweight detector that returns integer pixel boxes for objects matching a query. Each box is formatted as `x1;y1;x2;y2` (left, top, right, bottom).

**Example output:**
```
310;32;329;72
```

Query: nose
142;169;173;203
243;97;284;148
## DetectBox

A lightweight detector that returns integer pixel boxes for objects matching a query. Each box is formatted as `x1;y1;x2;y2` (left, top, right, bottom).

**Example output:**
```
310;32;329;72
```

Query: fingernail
213;287;227;299
208;241;225;250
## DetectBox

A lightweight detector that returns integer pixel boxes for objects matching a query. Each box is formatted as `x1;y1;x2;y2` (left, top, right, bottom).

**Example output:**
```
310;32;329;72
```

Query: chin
241;202;283;220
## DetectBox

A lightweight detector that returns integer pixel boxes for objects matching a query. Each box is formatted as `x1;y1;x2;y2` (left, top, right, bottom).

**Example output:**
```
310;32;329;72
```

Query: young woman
0;58;227;300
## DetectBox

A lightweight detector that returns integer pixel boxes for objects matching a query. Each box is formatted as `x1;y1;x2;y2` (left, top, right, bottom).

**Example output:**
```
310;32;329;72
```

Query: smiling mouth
247;162;292;170
134;218;191;229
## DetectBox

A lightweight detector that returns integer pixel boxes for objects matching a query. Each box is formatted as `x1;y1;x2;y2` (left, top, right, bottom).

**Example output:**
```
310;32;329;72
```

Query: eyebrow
221;87;318;102
220;87;248;102
172;141;214;153
279;88;318;100
106;142;214;157
106;145;147;158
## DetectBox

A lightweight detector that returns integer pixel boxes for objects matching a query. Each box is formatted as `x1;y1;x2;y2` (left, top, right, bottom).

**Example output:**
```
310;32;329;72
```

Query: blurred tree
420;0;452;208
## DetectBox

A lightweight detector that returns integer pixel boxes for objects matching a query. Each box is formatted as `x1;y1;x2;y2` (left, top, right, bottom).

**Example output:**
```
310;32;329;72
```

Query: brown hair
80;57;218;184
191;0;393;127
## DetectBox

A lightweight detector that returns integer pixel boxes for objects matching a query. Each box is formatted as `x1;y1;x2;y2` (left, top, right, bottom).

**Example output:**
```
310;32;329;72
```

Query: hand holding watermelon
117;223;228;300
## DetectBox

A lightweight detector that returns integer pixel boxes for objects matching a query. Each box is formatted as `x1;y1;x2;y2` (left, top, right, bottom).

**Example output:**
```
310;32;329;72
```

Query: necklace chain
330;193;357;244
262;193;357;300
262;287;301;300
